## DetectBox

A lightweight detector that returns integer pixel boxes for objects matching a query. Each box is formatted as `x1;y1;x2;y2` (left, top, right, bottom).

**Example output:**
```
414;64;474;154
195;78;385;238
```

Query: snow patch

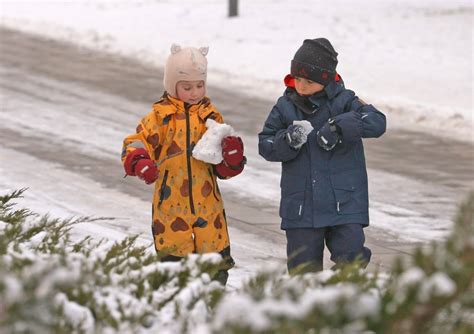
419;272;456;302
55;293;95;333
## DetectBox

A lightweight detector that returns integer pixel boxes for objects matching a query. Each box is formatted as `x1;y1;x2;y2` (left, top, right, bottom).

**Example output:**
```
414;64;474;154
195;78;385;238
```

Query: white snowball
192;119;235;164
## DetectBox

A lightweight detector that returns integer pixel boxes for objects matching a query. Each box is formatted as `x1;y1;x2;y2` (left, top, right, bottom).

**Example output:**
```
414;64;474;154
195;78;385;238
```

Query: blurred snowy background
2;0;472;140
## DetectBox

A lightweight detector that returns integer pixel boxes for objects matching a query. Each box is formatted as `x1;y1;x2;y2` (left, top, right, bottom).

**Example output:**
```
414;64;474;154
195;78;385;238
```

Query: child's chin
187;99;202;105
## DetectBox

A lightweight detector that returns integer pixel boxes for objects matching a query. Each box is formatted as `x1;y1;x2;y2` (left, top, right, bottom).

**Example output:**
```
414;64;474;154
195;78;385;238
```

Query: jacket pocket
279;173;306;220
330;169;367;215
158;170;170;207
208;168;220;202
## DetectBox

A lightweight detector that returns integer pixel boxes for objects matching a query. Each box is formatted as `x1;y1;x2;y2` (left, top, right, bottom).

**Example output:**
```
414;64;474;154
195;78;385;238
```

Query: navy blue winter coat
258;78;386;230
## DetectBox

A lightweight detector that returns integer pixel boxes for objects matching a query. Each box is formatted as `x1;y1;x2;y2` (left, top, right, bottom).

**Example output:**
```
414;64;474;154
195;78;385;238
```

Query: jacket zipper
185;105;196;214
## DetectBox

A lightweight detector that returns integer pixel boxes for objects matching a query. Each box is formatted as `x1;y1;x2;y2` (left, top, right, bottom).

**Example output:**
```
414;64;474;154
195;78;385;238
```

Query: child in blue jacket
258;38;386;273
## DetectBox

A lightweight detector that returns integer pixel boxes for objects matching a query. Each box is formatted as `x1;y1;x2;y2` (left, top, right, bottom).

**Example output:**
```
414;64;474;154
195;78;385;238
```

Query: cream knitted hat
163;44;209;98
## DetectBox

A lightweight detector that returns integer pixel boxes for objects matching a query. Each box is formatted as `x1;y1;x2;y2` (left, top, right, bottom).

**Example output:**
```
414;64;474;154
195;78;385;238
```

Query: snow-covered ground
0;0;471;288
0;63;458;246
1;0;473;142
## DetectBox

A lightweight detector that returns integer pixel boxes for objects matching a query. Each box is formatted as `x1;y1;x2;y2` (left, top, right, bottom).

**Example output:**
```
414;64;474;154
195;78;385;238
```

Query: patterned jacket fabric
122;93;231;257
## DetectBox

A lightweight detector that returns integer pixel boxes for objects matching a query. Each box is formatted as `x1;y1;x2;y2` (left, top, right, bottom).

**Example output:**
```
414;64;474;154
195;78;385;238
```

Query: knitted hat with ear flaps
291;38;338;86
163;44;209;98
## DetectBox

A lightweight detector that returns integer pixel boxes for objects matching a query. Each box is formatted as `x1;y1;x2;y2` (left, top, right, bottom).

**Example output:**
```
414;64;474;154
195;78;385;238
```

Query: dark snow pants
286;224;371;274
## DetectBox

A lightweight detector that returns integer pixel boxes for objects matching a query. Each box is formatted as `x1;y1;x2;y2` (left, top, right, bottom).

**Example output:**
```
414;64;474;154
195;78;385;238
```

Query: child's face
294;77;324;96
176;80;206;105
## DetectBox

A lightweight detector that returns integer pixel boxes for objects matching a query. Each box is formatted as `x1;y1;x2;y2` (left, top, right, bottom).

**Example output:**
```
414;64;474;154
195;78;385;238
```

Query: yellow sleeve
121;111;161;162
206;102;224;124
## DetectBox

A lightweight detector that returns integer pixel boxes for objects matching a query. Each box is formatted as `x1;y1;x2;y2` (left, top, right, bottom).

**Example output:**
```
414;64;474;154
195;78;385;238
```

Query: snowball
293;120;314;136
192;119;235;164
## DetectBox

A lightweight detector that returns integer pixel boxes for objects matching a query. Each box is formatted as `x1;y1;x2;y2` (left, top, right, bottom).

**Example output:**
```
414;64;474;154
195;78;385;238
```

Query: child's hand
222;136;244;167
333;111;363;142
215;136;246;178
123;148;159;184
317;118;341;151
124;148;150;176
286;124;307;149
135;159;159;184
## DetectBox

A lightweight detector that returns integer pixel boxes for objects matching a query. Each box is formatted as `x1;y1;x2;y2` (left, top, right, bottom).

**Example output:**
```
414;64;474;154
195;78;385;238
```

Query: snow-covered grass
0;190;226;333
1;189;473;333
1;0;472;142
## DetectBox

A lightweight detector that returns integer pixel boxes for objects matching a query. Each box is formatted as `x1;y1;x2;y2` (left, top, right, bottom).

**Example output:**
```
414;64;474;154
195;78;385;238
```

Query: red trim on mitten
123;148;150;176
214;160;244;178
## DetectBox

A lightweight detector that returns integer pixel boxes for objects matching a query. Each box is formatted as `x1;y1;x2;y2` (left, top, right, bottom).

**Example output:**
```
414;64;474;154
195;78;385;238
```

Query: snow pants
286;224;371;274
152;208;231;256
153;209;235;285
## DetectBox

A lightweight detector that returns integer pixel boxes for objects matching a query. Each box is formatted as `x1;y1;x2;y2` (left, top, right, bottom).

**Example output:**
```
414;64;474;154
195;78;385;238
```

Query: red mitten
222;136;244;167
215;136;246;178
124;148;150;176
135;159;159;184
215;161;244;178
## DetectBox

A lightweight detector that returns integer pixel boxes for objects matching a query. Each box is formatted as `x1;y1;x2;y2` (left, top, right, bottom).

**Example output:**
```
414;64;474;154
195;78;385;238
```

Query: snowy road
1;28;473;286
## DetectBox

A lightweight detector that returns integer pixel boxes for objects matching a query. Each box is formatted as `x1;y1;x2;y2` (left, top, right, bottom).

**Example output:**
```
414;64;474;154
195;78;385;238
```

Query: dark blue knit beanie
291;38;338;85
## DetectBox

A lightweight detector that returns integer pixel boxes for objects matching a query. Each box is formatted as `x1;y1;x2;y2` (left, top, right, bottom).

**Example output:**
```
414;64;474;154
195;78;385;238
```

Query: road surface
1;27;472;281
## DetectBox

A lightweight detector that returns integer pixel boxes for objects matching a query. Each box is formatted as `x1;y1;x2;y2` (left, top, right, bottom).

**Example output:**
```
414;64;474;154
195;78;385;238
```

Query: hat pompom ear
199;46;209;56
170;44;181;54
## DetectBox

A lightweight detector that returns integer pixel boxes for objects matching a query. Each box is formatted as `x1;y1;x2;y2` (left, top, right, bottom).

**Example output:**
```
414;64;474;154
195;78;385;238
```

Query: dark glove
222;136;244;167
135;159;159;184
317;118;341;151
286;124;307;149
333;111;363;142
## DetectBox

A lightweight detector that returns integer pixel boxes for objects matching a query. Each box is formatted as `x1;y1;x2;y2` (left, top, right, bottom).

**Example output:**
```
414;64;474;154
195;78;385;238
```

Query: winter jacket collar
153;92;215;121
285;88;318;114
283;74;344;101
323;79;345;100
284;75;331;115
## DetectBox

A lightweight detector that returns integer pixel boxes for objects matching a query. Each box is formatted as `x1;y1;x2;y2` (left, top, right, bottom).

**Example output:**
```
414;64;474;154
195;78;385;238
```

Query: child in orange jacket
121;44;246;285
